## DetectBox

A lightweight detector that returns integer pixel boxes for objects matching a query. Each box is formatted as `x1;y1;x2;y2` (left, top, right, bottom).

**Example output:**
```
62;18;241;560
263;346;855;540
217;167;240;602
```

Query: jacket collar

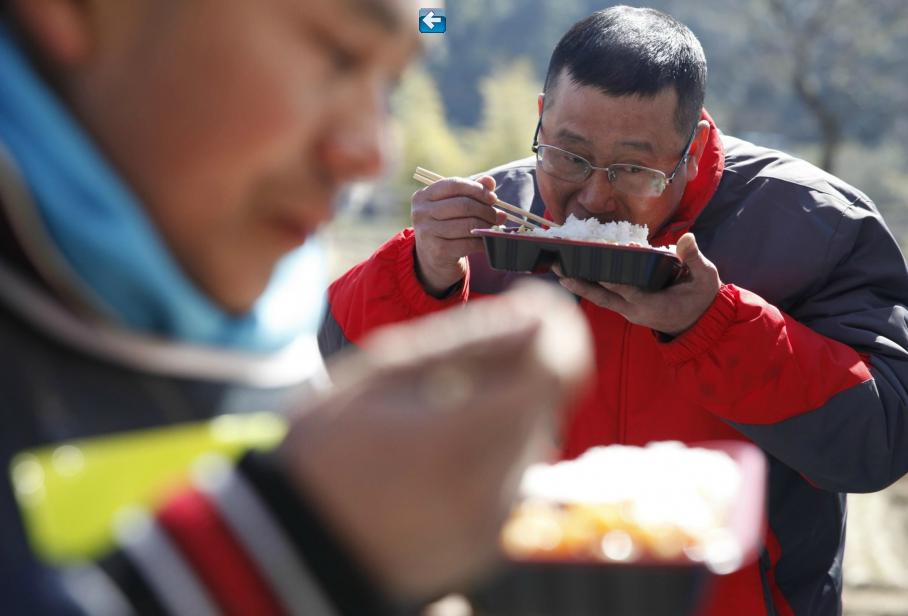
651;109;725;246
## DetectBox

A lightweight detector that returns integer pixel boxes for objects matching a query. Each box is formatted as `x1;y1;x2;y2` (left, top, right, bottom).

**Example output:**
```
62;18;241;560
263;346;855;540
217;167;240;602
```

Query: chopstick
413;167;559;229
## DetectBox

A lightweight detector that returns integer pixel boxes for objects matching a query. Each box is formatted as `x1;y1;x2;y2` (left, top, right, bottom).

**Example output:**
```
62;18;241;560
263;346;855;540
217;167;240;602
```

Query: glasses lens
609;165;666;197
536;146;590;183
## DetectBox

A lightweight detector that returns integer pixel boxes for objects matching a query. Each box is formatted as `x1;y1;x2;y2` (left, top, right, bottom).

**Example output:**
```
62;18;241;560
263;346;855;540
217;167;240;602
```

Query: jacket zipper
617;319;632;443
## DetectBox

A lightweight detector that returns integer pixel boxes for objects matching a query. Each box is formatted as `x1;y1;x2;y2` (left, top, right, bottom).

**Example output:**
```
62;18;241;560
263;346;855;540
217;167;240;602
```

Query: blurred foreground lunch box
468;440;767;616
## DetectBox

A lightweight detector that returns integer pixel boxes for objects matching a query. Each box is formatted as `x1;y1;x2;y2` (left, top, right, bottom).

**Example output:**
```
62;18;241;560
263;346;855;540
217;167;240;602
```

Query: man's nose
318;83;388;183
576;169;618;214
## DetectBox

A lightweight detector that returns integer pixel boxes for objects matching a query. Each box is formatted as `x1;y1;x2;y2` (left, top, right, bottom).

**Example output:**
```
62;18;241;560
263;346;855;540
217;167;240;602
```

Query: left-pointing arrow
422;11;442;29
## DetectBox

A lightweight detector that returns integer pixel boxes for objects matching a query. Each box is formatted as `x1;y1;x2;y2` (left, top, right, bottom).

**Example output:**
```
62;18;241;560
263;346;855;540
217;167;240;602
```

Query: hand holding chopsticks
413;167;557;230
410;165;556;296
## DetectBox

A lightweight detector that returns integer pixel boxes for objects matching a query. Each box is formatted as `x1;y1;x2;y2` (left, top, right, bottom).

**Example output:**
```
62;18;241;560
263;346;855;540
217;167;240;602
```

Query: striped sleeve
75;452;397;616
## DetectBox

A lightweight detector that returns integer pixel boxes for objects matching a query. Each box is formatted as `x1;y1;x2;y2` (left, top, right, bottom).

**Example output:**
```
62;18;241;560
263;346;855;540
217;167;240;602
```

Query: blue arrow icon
419;8;446;33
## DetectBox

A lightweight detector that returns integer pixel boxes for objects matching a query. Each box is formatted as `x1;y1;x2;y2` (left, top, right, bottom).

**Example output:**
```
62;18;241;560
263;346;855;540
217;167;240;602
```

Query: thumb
476;175;497;192
676;233;707;270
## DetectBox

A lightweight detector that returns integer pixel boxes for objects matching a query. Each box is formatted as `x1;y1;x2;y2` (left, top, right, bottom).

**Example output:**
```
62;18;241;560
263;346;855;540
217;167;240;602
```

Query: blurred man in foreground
0;0;591;614
322;6;908;615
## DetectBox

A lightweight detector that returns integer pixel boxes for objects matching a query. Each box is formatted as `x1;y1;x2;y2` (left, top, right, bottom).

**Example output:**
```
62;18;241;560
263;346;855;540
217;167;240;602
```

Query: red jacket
320;113;908;615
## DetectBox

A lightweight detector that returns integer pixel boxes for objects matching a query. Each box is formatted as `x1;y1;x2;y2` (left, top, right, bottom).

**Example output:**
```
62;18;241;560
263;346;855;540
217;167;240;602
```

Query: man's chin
211;287;262;317
201;259;277;316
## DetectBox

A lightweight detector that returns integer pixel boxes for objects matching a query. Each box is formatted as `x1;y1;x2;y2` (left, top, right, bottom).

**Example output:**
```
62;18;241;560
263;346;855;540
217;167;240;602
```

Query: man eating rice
322;6;908;616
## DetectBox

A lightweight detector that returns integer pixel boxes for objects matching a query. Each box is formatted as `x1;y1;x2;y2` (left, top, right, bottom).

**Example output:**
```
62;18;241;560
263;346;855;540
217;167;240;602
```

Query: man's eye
327;43;359;72
557;152;584;165
306;23;362;74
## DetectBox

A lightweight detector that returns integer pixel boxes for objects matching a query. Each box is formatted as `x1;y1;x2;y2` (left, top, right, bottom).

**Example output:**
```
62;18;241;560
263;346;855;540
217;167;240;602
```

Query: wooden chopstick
414;166;558;229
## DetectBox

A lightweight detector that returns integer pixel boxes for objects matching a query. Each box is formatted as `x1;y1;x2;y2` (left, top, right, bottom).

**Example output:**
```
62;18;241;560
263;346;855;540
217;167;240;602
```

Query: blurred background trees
390;58;543;210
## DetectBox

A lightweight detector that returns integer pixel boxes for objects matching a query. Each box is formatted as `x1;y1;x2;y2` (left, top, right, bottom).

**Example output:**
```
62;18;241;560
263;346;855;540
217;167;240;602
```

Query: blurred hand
554;233;721;336
412;176;506;296
279;281;592;600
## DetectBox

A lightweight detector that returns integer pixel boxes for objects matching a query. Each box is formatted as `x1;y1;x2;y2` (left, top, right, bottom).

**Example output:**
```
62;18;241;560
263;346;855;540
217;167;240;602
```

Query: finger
419;237;486;263
598;281;645;303
420;217;497;241
676;233;710;272
475;175;497;193
551;262;563;277
411;283;591;426
415;196;501;227
362;279;591;391
559;277;632;315
359;301;541;381
417;177;498;206
508;279;593;389
676;234;722;292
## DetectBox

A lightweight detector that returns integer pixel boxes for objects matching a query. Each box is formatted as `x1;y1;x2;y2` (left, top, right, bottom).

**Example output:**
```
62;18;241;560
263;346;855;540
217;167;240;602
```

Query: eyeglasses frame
531;117;698;196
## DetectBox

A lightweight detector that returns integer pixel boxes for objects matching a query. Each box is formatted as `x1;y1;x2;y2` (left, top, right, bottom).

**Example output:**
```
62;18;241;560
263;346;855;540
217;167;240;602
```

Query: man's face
60;0;417;312
535;74;695;238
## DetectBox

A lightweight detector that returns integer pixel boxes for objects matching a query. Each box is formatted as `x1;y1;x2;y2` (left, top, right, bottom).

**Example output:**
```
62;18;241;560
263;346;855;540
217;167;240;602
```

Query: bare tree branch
764;0;843;172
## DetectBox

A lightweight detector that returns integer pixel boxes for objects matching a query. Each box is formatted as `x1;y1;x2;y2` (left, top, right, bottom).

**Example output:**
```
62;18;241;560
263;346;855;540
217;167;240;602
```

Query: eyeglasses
531;119;697;198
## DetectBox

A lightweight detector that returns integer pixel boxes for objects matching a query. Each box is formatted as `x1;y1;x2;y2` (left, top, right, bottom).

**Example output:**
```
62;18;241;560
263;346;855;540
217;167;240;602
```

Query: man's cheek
537;182;563;221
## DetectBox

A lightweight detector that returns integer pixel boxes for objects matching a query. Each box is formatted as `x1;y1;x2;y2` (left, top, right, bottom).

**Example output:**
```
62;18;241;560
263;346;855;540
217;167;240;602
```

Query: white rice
520;441;741;513
531;214;650;246
512;441;745;572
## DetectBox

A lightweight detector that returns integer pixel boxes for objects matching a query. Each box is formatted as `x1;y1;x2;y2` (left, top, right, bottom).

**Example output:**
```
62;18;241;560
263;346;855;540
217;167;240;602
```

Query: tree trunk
792;71;842;174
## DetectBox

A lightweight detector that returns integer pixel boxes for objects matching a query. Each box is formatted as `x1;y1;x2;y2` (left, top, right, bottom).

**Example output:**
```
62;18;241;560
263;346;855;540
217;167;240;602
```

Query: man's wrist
414;256;466;298
658;284;738;365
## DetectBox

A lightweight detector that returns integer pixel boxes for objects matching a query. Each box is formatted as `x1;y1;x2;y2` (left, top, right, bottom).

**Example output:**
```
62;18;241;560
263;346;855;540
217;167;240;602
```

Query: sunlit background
325;3;908;614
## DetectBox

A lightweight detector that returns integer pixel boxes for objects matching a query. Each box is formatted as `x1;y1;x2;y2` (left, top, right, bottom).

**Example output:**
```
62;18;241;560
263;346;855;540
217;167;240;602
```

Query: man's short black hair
543;6;707;136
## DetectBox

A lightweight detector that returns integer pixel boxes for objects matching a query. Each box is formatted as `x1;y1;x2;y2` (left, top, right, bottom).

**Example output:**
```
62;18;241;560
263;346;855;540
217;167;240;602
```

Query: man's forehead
548;79;679;128
544;81;686;156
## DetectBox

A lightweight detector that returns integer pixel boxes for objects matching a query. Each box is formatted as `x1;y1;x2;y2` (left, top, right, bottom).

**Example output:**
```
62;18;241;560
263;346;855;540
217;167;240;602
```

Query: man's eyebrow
618;140;655;153
343;0;403;33
555;128;592;146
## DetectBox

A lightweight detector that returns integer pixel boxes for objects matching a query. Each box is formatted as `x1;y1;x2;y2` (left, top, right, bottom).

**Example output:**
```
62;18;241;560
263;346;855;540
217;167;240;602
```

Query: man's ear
684;119;711;181
537;93;545;117
10;0;92;66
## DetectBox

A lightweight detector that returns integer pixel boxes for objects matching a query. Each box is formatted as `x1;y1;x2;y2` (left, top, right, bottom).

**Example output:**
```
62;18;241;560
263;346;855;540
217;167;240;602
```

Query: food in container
469;441;767;616
502;442;745;570
472;215;682;290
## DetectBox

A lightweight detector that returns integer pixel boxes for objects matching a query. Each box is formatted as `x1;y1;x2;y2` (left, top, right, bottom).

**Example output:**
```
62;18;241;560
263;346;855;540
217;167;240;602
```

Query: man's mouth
268;213;316;247
567;205;622;225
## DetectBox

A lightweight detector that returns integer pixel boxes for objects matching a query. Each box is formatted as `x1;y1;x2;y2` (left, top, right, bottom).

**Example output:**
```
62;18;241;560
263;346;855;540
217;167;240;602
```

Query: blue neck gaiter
0;23;326;352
